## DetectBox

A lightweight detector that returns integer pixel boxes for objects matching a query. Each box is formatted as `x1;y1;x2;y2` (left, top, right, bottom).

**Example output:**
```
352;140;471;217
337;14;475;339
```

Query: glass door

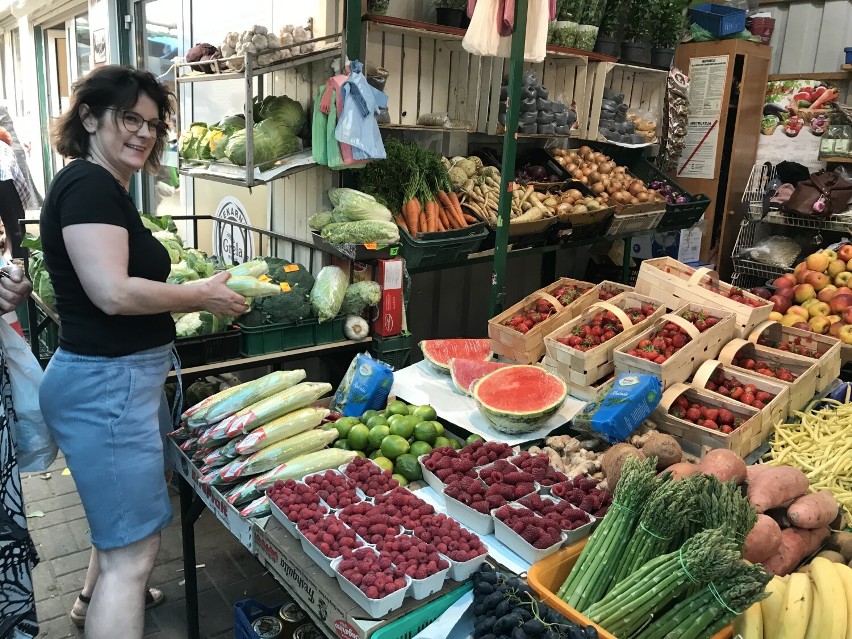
44;27;69;175
133;0;181;216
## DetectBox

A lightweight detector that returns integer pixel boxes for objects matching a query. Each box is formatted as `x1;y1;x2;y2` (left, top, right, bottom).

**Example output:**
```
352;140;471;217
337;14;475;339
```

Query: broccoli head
238;307;268;327
261;257;315;294
257;291;312;324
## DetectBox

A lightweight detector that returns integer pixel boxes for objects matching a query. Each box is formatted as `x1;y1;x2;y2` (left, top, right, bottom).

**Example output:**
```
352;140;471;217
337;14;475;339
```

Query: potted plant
649;0;686;68
594;0;622;56
367;0;390;15
620;0;651;64
434;0;469;28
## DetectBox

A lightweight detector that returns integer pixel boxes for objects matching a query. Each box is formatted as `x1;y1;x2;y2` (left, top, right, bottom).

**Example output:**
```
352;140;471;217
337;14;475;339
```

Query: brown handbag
785;171;852;217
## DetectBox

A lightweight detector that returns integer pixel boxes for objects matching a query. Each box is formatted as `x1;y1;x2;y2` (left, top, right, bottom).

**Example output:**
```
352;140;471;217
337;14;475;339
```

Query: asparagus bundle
608;474;698;589
557;455;659;610
680;474;757;549
635;562;771;639
584;528;742;638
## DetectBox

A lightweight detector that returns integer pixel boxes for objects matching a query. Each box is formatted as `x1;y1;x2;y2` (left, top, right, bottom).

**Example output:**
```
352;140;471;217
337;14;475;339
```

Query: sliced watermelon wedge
473;365;567;434
449;358;510;395
419;338;492;374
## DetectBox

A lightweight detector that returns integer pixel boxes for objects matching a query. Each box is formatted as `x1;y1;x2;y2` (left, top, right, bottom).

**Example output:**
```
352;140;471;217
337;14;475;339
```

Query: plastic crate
175;329;240;368
607;209;665;235
688;3;746;36
237;315;346;356
370;583;472;639
233;599;283;639
398;223;488;268
370;333;413;369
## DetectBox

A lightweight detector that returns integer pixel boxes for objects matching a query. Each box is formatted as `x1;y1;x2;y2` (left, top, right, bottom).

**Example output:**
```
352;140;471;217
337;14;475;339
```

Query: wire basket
742;163;777;221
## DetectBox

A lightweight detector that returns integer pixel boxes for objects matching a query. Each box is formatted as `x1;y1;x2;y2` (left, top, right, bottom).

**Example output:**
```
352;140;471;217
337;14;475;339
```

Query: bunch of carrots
396;190;478;237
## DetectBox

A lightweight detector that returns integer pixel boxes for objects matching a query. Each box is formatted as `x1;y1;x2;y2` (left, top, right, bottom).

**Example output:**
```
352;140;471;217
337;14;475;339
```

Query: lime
389;417;416;440
347;424;370;451
386;400;410;416
366;415;389;428
334;439;353;450
410;441;433;458
395;454;422;481
414;421;439;445
387;414;405;428
407;404;419;415
392;474;410;487
369;449;382;460
449;438;462;450
380;435;410;459
354;450;366;458
432;421;445;437
373;456;394;472
334;417;359;438
361;409;380;423
434;436;453;449
367;425;391;450
466;434;485;445
412;405;438;422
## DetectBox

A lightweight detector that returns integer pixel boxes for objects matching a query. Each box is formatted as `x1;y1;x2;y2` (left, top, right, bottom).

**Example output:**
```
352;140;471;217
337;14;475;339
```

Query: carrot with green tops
395;213;410;235
448;191;467;228
419;210;427;234
425;199;438;233
404;198;420;237
438;206;451;230
463;214;478;224
437;190;463;228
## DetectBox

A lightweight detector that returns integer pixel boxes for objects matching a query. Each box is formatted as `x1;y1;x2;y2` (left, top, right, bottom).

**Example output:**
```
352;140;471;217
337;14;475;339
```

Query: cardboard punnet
254;518;466;639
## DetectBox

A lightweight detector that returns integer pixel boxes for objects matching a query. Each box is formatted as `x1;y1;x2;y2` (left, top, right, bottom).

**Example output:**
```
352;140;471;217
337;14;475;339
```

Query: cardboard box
632;227;703;264
254;518;465;639
371;258;404;337
168;442;261;551
351;261;375;284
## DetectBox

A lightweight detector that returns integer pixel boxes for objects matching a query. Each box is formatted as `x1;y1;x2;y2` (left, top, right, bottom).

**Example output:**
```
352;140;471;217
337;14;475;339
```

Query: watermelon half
419;339;492;374
472;365;567;434
449;358;510;395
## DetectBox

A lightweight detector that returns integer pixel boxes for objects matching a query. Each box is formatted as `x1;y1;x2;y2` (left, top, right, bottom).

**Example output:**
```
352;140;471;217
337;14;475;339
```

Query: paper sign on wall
687;55;729;119
213;196;255;265
678;119;720;179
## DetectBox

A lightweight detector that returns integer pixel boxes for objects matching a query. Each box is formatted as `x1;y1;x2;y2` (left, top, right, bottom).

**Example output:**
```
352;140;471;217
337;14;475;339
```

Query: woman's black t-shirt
40;160;176;356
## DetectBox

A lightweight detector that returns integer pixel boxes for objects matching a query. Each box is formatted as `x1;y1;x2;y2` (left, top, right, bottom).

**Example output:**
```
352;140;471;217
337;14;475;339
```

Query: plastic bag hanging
335;61;386;161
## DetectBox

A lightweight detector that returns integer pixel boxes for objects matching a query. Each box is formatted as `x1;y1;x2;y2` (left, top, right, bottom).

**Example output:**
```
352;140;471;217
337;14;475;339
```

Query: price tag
280;282;292;293
284;264;300;273
258;274;272;282
390;247;399;256
363;243;378;250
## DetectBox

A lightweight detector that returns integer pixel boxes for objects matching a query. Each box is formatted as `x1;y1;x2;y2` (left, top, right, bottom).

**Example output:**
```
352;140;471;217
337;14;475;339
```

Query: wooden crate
613;302;736;390
747;320;841;393
544;292;667;388
488;278;596;363
634;257;773;338
655;383;763;458
597;280;635;299
690;360;790;435
716;339;819;414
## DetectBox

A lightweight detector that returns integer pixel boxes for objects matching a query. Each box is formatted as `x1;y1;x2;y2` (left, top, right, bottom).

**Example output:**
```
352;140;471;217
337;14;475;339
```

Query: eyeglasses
104;108;168;137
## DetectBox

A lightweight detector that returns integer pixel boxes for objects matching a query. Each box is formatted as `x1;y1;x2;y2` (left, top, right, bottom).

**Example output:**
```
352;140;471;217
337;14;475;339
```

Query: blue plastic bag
573;374;662;443
335;61;386;161
331;353;394;417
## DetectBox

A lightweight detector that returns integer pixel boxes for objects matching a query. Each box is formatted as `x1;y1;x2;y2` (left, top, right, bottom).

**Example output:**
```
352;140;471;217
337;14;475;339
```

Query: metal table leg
179;475;206;639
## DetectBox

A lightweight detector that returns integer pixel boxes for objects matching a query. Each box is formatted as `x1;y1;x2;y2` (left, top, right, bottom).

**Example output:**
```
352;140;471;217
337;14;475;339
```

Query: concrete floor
23;455;284;639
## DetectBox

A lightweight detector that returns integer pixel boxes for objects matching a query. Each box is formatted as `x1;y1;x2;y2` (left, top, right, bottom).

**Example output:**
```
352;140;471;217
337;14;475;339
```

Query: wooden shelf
768;71;851;82
176;44;341;84
378;123;475;133
362;14;617;62
819;155;852;164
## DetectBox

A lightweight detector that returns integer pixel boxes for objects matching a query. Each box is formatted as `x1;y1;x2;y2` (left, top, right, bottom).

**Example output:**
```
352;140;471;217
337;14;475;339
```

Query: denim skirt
39;344;174;550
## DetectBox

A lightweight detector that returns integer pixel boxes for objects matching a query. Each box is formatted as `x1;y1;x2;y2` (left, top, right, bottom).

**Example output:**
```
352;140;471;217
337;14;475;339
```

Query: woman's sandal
69;588;165;628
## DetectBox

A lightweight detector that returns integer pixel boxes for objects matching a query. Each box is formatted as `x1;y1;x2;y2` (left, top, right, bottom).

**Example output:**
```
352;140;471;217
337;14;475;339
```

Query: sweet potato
698;449;747;485
787;490;839;529
746;465;810;513
642;433;682;470
743;514;782;564
663;462;701;481
826;531;852;562
602;444;645;489
762;526;830;576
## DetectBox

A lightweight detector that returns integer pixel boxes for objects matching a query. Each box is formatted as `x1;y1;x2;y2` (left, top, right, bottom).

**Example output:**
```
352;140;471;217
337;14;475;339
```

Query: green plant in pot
434;0;469;28
594;0;623;56
367;0;390;15
648;0;686;68
620;0;651;63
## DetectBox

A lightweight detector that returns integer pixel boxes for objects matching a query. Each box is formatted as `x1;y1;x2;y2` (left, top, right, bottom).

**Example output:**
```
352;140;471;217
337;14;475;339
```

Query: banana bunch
735;558;852;639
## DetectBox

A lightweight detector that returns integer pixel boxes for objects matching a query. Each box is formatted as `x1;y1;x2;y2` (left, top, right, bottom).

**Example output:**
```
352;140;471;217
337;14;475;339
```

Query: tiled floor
22;455;283;639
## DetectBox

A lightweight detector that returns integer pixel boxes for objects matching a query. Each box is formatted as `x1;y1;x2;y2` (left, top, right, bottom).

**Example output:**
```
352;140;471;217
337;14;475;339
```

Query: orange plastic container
527;540;733;639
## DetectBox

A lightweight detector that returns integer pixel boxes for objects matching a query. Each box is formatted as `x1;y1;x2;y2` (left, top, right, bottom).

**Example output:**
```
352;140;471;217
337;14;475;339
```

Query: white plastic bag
494;0;550;62
0;320;58;471
462;0;503;57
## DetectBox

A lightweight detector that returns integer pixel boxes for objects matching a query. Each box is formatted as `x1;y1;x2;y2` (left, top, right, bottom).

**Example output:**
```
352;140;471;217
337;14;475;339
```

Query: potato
663;461;701;481
827;531;852;562
642;433;682;470
787;491;839;529
602;443;645;489
747;465;810;513
763;526;830;576
743;514;783;564
814;550;846;563
698;449;747;485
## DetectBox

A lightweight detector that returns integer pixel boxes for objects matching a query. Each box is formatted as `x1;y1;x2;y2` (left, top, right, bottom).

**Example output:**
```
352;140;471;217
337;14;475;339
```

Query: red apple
809;316;831;334
836;287;852;297
777;287;795;301
792;322;813;331
788;306;809;320
830;321;844;337
838;244;852;262
818;285;838;302
769;295;791;314
794;283;816;303
807;252;831;273
796;268;815;285
828;260;847;279
808;301;831;317
830;294;852;314
806;271;831;291
751;287;772;300
773;274;797;289
843;306;852;325
828;314;842;324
